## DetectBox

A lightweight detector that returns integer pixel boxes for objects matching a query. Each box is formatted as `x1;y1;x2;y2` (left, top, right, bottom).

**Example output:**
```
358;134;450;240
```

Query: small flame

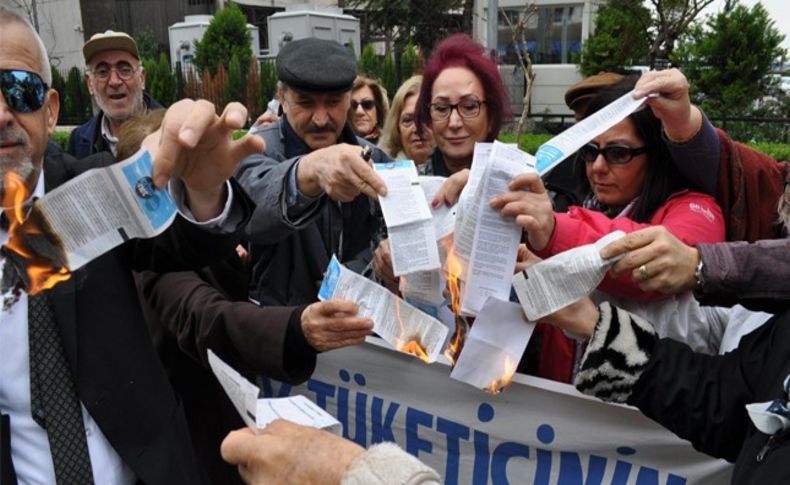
399;338;431;363
393;289;431;363
443;243;468;365
1;173;70;295
485;355;517;394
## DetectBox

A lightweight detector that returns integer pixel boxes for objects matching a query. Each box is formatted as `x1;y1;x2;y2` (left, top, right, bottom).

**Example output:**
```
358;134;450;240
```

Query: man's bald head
0;7;51;84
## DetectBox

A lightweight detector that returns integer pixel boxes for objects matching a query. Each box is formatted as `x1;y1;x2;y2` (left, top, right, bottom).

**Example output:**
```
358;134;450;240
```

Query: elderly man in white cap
67;30;161;159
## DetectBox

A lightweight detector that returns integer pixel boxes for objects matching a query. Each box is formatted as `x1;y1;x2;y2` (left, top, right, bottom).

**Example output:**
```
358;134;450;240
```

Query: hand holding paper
221;420;364;485
633;68;702;143
513;231;625;321
490;171;555;252
296;144;387;200
318;256;449;362
300;300;374;352
601;225;700;294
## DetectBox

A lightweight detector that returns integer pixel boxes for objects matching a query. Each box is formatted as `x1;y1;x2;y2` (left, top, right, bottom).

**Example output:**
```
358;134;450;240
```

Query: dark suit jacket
0;145;251;484
136;257;317;485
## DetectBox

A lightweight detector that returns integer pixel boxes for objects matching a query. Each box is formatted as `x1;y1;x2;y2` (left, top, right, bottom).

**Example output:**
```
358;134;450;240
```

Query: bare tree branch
501;3;537;145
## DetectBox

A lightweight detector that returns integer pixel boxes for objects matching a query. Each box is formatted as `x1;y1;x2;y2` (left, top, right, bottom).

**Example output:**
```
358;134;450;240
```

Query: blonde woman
379;75;435;167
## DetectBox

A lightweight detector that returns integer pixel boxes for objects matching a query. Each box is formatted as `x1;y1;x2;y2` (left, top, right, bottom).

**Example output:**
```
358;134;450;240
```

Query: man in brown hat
67;30;161;159
565;71;625;120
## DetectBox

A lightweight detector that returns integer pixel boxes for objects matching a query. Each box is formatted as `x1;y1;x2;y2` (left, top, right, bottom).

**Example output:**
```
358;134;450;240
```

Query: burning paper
512;231;626;321
459;142;536;316
450;297;534;394
375;160;440;276
318;256;449;363
534;90;655;175
0;147;177;301
208;350;340;432
0;173;69;304
443;244;468;366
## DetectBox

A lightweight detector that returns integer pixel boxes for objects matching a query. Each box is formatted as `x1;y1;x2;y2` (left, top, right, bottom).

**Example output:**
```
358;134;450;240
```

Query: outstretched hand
144;99;264;220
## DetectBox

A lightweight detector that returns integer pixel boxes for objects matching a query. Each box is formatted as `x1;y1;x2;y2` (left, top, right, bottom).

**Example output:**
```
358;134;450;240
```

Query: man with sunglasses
67;30;161;159
236;38;391;306
0;8;263;484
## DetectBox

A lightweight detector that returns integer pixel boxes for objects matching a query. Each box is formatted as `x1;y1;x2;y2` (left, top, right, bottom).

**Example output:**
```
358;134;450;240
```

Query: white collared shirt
100;114;119;157
0;164;235;483
0;172;135;484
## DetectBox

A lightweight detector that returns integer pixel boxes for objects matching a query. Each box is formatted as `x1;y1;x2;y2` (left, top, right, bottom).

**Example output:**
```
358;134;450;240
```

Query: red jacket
536;190;725;303
533;190;725;383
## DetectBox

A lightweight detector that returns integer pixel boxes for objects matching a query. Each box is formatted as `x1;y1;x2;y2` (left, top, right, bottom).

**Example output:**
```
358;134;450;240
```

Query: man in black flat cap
237;38;391;306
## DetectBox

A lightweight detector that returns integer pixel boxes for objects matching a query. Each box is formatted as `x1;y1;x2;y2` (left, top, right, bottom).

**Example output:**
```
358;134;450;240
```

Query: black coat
1;145;251;484
629;307;790;483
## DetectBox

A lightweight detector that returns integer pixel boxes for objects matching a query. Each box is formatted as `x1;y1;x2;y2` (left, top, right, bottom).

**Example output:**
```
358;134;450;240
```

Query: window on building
497;4;583;65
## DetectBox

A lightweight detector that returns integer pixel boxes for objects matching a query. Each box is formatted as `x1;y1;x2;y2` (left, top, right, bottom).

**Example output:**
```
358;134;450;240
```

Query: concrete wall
7;0;86;71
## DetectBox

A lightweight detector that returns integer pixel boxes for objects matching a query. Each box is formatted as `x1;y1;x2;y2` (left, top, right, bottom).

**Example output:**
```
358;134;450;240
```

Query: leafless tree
648;0;716;67
501;3;538;145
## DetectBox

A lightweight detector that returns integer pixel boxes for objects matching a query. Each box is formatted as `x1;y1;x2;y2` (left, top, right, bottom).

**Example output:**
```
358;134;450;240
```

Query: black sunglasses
351;99;376;111
0;69;49;113
579;143;648;165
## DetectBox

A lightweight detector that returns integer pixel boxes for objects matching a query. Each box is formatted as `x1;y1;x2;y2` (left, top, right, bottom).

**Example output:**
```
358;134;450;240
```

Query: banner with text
260;338;732;485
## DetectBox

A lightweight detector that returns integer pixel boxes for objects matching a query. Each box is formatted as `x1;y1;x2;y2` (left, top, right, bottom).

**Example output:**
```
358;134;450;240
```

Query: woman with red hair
372;34;511;286
413;33;511;176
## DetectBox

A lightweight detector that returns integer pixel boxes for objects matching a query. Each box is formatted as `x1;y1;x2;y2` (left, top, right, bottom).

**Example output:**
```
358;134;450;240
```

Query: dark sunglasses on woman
351;99;376;112
579;143;648;165
0;69;48;113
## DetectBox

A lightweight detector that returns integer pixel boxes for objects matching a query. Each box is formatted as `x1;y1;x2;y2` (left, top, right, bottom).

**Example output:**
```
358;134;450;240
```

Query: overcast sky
703;0;790;51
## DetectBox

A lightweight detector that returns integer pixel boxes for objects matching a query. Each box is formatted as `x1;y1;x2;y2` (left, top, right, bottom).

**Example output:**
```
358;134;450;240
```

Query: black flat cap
276;38;357;93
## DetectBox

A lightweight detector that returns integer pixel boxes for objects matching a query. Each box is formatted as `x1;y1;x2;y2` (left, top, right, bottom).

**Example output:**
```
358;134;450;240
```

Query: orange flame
399;338;431;363
443;244;467;365
485;355;517;394
2;173;70;295
393;289;431;363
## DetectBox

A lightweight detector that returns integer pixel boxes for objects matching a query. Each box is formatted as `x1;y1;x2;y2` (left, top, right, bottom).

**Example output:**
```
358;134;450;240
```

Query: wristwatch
693;258;706;293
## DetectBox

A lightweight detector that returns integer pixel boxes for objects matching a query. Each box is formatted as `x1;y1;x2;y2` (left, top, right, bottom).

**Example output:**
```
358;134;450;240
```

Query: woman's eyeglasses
429;99;485;121
579;143;648;165
0;69;48;113
351;99;376;111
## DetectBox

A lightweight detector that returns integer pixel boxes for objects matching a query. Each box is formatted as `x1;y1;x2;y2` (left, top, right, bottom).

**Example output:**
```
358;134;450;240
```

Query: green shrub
746;141;790;161
225;53;245;105
400;41;419;79
358;44;380;80
497;133;553;154
258;59;277;110
51;131;71;149
381;52;397;101
193;3;252;76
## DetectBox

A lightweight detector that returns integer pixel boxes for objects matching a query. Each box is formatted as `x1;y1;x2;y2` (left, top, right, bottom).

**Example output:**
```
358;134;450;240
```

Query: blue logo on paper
318;255;342;300
135;176;155;199
535;145;564;175
121;150;177;231
375;159;413;171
